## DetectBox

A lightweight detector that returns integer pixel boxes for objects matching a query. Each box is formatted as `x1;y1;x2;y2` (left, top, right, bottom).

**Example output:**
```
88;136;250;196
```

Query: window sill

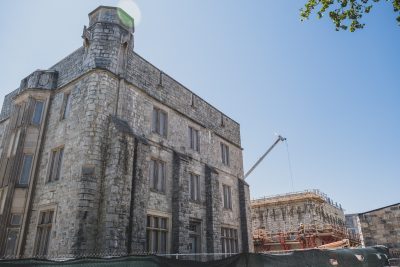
15;184;29;188
189;148;200;153
151;131;168;139
189;199;204;205
150;189;166;195
46;180;60;185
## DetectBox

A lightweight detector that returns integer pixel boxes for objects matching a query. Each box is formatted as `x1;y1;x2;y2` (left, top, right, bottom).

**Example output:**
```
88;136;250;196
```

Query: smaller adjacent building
251;189;360;251
345;203;400;258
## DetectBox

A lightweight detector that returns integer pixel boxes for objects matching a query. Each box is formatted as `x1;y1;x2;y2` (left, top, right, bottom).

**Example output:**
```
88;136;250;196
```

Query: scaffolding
253;223;361;252
251;190;360;252
252;189;343;211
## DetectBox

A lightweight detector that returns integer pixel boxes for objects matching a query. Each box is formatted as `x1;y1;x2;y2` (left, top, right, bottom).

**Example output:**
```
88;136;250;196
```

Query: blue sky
0;1;398;214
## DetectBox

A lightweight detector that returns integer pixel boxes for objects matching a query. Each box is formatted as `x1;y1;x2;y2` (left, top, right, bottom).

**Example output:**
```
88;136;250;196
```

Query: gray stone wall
171;152;190;254
23;71;119;256
358;204;400;250
49;47;86;88
0;120;9;154
124;51;241;147
205;165;222;256
0;89;18;122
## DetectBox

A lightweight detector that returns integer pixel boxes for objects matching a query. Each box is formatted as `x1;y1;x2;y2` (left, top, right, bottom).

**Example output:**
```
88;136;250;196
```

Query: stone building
346;203;400;257
252;190;345;233
0;6;252;258
251;190;349;251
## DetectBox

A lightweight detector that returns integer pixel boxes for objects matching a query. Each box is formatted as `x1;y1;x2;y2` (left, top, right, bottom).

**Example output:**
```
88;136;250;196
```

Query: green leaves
300;0;400;31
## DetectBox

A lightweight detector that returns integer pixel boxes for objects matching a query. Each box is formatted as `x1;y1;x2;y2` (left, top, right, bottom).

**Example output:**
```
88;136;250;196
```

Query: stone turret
82;6;134;75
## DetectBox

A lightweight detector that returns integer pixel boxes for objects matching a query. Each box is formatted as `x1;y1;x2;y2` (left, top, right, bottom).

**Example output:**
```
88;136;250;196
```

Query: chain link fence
0;246;394;266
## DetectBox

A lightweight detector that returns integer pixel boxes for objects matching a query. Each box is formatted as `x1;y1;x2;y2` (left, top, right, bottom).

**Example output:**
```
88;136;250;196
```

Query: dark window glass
32;101;44;125
48;148;64;182
34;210;54;257
223;185;232;209
146;215;168;253
0;187;7;215
19;154;33;185
221;143;230;165
189;173;200;201
5;229;19;257
62;93;72;119
189;127;200;152
152;108;168;137
221;227;238;254
10;213;22;226
189;220;201;257
150;159;165;192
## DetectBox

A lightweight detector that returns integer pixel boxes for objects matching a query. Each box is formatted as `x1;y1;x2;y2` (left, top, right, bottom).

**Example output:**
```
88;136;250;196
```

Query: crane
244;135;286;179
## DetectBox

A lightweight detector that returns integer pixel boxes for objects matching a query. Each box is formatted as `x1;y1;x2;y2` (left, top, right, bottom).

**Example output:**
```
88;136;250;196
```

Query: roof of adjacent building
358;203;400;215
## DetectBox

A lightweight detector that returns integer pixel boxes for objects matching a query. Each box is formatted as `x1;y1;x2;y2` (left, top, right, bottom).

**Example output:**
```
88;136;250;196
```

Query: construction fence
0;246;392;267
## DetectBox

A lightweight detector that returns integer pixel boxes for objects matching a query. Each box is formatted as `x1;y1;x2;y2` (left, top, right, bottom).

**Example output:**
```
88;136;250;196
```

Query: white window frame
221;227;238;254
146;214;169;253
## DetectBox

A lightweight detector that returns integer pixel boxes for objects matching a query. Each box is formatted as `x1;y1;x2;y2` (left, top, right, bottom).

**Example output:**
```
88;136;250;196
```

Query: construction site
251;189;361;252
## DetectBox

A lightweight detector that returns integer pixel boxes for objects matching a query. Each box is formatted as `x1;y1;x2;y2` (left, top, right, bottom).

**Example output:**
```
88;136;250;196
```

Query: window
34;210;54;257
146;215;168;253
189;220;201;258
19;154;33;185
16;104;24;127
62;93;72;119
221;227;238;254
149;159;166;193
10;214;22;226
6;129;21;158
152;107;168;137
32;101;44;125
0;187;8;214
48;147;64;182
188;126;200;152
7;132;15;158
12;130;21;156
221;143;229;166
189;173;200;201
5;229;19;257
223;185;232;209
190;94;196;108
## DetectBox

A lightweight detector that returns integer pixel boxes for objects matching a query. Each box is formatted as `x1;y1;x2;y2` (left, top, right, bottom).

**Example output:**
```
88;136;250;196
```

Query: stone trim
171;151;190;253
238;179;249;253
